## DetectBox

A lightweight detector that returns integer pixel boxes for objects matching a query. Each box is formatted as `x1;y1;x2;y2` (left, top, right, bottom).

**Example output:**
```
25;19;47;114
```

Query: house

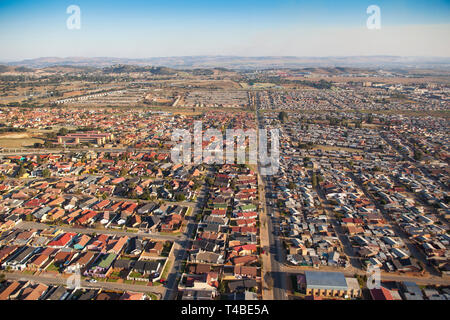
53;251;77;268
234;265;258;279
46;286;70;300
193;252;224;265
47;233;77;248
0;246;19;264
113;259;134;271
27;253;50;271
125;237;145;256
84;253;117;278
21;283;48;300
2;246;38;271
370;287;394;300
131;260;162;278
108;236;129;255
227;279;258;293
137;202;157;215
140;241;165;260
231;244;257;256
0;281;24;300
188;263;212;275
65;251;97;273
73;234;91;250
231;255;258;266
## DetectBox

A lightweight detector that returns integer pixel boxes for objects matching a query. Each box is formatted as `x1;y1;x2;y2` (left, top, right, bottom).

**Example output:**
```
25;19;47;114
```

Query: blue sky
0;0;449;60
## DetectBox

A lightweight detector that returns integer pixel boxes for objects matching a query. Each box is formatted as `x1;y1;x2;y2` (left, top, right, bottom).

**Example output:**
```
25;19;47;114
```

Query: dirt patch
0;137;44;148
0;132;30;139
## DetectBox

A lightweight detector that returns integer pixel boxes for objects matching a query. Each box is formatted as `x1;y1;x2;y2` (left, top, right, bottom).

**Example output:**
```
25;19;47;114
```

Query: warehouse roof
305;271;348;291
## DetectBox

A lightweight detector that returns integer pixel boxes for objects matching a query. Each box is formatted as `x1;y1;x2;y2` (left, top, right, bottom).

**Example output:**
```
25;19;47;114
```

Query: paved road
257;111;288;300
257;174;274;300
4;271;164;297
264;186;289;300
16;221;181;242
161;167;211;300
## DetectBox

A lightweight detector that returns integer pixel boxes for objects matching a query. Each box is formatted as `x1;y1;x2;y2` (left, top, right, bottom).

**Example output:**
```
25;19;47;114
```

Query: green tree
58;127;68;136
312;172;318;188
175;193;186;201
206;177;214;186
119;168;128;177
17;165;26;177
413;149;423;161
278;111;288;123
42;168;51;178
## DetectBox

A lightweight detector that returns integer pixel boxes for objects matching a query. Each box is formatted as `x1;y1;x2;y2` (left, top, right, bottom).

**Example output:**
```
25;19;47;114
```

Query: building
304;271;352;298
57;132;114;146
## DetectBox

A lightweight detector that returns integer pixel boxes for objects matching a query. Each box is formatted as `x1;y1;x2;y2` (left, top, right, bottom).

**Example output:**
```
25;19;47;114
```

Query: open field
311;145;364;153
0;137;44;148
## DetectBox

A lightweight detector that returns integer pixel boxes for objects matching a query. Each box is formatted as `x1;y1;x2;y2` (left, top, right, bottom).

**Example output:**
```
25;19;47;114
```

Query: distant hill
102;65;178;75
3;56;450;70
0;65;34;73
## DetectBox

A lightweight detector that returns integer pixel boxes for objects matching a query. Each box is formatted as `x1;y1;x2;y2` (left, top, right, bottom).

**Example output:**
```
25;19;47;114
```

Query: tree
276;199;284;208
312;172;318;188
278;111;288;123
58;127;68;136
192;181;201;191
42;168;51;178
413;149;423;161
0;273;5;283
175;193;186;202
206;177;214;186
119;168;128;177
218;280;227;294
17;165;26;177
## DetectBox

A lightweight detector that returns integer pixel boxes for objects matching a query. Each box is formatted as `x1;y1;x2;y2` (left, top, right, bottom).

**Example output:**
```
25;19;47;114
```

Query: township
0;65;449;300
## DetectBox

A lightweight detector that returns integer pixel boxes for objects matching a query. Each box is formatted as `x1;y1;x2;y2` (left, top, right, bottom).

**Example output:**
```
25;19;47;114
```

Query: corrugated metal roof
305;271;348;291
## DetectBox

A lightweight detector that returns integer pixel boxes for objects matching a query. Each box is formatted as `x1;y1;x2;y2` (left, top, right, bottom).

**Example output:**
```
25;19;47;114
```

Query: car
88;279;97;283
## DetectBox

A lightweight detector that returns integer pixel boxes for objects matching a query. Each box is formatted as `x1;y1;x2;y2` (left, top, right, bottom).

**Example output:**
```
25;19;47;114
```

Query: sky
0;0;449;61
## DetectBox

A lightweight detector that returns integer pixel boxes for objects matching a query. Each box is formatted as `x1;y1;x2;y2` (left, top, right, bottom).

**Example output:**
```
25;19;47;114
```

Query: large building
57;131;114;146
301;271;361;298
